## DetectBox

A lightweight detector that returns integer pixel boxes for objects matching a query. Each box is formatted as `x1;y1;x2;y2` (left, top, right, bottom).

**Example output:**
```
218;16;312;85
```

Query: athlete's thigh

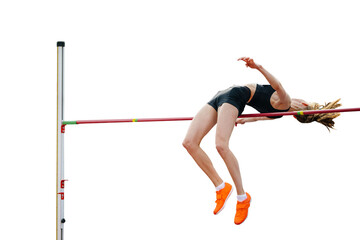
184;104;218;144
215;103;239;144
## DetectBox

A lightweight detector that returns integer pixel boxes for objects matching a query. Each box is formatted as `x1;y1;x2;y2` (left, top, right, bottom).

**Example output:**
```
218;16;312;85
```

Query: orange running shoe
234;192;251;225
213;182;233;215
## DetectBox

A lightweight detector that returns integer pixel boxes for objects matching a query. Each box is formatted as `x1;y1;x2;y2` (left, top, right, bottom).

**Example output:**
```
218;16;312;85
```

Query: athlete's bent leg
215;103;251;224
215;103;245;195
183;104;223;187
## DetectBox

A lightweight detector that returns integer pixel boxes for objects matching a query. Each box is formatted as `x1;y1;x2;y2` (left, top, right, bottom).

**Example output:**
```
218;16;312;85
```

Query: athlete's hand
235;117;260;126
235;118;247;126
238;57;259;69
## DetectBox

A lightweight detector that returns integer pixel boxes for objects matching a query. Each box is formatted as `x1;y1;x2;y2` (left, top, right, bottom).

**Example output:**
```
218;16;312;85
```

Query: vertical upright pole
56;41;65;240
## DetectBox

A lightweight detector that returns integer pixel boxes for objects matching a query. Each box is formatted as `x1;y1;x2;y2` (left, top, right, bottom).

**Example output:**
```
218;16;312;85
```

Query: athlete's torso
245;84;290;117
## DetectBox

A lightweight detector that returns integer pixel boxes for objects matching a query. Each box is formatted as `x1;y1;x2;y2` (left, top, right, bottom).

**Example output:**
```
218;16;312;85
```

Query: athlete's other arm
236;117;274;125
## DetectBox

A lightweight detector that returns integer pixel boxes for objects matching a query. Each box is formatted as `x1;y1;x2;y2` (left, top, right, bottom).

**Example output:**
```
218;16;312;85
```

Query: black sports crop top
246;84;290;119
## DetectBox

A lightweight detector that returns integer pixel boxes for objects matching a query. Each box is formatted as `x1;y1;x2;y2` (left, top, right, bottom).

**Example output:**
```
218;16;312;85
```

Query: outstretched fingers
237;57;253;68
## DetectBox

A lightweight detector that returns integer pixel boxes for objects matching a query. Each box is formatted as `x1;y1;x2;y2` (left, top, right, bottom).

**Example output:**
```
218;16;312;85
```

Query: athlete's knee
215;141;230;155
182;138;199;152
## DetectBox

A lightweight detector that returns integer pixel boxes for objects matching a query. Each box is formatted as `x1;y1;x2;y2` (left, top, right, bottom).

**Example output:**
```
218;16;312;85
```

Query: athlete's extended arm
238;57;290;102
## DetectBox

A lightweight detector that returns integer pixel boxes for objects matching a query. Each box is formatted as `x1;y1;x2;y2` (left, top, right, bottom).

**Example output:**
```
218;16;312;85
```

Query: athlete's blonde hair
295;99;342;131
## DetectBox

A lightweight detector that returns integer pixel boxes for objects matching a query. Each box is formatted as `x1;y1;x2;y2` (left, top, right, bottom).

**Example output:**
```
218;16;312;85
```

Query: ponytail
295;99;342;131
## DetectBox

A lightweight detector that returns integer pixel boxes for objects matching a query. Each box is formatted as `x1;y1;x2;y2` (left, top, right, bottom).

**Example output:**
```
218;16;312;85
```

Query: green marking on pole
62;121;77;125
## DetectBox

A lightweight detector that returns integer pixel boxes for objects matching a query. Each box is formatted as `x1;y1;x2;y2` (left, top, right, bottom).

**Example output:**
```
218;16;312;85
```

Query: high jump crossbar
56;41;360;240
62;108;360;125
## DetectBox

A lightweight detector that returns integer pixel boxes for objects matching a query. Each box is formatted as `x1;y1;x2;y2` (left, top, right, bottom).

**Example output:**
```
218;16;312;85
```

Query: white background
1;0;360;239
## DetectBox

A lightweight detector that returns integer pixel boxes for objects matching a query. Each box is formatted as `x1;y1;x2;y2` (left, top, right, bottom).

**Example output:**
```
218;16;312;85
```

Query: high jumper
182;57;344;225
